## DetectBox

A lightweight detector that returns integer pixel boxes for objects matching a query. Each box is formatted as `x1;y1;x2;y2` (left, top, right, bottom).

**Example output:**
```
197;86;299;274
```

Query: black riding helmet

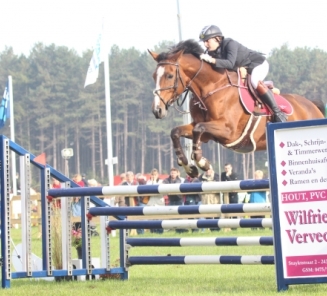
199;25;223;42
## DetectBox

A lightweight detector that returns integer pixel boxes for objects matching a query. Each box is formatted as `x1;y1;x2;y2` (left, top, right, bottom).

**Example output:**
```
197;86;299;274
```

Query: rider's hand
200;53;215;64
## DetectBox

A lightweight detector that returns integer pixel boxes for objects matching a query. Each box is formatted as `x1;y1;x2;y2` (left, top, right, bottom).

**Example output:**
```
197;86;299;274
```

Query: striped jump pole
128;255;275;265
126;236;273;247
88;203;271;217
107;218;272;230
47;179;269;198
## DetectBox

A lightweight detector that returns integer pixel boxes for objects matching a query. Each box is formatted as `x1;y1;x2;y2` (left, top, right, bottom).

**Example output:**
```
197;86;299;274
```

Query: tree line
0;42;326;186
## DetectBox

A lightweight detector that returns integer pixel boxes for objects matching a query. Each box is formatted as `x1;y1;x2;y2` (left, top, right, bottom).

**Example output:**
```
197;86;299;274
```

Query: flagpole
176;0;192;163
9;75;17;195
102;20;114;187
104;55;114;186
84;18;114;186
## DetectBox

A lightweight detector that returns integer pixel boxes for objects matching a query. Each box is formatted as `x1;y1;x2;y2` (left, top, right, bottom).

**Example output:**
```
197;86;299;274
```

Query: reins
201;70;248;100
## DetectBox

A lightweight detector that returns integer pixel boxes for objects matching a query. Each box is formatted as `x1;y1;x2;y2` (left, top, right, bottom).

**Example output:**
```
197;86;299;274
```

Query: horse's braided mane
157;39;204;62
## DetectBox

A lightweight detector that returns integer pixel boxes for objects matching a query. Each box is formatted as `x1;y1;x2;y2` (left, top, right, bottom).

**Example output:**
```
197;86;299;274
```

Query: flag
0;83;10;129
33;152;46;165
84;22;105;88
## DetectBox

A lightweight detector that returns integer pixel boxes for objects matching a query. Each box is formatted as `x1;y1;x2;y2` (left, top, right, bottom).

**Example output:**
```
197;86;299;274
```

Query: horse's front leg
171;124;199;178
191;122;216;172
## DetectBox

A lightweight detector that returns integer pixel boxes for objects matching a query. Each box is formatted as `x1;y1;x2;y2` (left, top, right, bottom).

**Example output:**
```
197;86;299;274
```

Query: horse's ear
148;50;159;62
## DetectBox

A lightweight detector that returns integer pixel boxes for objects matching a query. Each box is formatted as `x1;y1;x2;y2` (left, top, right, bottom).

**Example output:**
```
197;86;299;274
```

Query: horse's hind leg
171;125;199;178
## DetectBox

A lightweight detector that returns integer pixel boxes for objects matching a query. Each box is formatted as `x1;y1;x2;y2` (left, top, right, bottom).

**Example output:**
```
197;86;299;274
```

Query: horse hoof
177;158;183;166
197;157;211;171
187;165;199;178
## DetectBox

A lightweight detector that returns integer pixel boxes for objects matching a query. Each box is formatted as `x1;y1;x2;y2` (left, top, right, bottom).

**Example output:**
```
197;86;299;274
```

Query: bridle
153;60;204;110
153;59;248;112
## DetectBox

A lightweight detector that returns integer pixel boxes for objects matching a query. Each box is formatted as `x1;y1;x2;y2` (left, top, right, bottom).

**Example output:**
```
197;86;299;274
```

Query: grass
1;226;327;295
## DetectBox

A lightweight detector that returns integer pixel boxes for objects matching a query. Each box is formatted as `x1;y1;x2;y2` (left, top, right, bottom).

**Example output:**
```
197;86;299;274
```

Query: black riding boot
256;81;287;123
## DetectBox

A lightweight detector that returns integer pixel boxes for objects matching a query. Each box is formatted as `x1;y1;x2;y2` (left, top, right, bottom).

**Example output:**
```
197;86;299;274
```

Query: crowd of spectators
57;164;268;235
111;164;268;234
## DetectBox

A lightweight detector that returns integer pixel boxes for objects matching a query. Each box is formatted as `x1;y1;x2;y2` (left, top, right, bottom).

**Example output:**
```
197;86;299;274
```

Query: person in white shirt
146;168;164;206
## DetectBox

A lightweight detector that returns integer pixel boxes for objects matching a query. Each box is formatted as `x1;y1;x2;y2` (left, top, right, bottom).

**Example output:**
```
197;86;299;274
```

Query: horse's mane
157;39;204;62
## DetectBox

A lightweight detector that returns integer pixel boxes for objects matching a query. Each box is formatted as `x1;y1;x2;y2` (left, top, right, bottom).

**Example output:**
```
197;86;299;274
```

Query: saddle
236;68;293;116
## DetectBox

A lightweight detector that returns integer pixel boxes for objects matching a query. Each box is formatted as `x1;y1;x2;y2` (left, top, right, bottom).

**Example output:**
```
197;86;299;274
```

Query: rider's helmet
199;25;223;42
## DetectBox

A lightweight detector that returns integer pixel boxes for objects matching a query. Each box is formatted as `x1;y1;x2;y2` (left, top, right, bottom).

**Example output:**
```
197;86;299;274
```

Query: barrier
0;135;273;289
107;217;272;229
128;255;275;265
88;203;271;216
86;203;274;269
126;236;274;247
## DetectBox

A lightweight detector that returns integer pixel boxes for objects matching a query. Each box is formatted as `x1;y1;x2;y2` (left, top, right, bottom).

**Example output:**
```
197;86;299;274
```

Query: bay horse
148;39;325;177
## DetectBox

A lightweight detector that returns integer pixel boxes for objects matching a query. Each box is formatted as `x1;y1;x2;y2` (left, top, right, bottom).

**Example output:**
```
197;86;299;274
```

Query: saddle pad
239;78;293;116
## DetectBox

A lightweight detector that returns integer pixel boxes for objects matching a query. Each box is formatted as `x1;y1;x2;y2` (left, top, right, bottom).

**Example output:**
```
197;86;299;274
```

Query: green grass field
1;227;327;295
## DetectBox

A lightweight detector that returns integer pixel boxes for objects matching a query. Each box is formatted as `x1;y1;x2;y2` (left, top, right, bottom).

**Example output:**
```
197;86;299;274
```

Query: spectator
119;173;127;185
72;174;85;187
183;175;201;206
87;178;103;200
136;174;147;185
221;163;239;204
162;168;183;205
121;171;139;206
221;163;239;230
115;173;127;206
248;170;267;230
87;178;99;187
51;178;61;208
81;173;88;187
146;169;165;206
163;168;187;233
183;175;201;233
72;174;85;229
199;166;220;232
136;174;149;205
121;171;143;235
146;168;165;234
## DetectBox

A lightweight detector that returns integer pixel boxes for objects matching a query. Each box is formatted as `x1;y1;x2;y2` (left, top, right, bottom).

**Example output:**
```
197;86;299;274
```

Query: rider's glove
200;53;215;64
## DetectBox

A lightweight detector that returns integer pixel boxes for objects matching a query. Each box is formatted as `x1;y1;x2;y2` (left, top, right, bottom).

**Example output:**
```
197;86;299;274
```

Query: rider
198;25;287;123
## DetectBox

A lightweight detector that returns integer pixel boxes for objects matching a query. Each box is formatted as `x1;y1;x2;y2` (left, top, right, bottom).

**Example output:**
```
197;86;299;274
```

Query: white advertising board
267;119;327;291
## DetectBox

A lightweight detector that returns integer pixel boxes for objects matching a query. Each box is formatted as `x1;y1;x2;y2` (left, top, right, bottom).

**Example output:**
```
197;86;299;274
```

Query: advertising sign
266;119;327;291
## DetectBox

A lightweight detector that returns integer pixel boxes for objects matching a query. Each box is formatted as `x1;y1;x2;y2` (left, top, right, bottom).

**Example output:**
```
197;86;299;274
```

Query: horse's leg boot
256;81;287;122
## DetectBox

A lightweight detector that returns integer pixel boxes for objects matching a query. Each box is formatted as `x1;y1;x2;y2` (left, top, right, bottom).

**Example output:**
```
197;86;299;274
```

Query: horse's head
148;49;186;119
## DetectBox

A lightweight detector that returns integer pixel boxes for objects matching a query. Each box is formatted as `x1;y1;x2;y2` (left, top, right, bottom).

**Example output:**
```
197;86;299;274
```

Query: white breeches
250;60;269;89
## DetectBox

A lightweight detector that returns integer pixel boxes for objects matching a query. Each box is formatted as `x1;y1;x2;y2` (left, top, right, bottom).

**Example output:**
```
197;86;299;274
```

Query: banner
0;83;10;129
84;23;105;88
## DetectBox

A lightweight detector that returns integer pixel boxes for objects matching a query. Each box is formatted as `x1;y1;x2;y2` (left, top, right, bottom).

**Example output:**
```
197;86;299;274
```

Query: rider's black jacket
207;38;265;73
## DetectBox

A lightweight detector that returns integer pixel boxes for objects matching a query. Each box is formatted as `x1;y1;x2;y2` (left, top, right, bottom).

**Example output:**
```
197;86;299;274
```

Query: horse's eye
167;74;174;79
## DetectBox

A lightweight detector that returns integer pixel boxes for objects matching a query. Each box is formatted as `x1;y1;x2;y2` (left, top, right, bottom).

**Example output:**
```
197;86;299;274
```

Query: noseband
153;60;203;110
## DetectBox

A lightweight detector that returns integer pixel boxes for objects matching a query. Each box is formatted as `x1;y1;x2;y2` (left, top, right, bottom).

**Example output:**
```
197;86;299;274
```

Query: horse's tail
310;98;325;117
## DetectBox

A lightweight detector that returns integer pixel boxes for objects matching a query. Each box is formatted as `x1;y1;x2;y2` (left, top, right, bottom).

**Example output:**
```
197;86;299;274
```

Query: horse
148;39;325;178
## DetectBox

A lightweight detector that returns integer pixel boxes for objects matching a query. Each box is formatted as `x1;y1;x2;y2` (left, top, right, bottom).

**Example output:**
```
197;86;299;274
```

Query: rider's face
203;38;220;51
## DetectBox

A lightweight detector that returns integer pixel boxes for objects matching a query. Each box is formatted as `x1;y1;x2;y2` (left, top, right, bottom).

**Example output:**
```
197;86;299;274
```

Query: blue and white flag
0;83;10;129
84;23;105;88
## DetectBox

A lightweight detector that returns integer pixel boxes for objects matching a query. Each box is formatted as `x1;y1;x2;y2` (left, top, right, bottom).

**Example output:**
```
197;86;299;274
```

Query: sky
1;0;327;57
